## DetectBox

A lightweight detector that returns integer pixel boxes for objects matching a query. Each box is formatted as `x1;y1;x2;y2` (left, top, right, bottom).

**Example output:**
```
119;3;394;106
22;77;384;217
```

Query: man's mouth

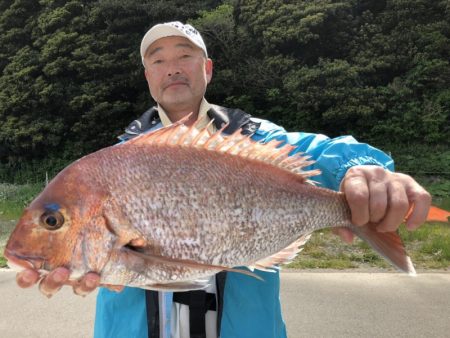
165;81;188;89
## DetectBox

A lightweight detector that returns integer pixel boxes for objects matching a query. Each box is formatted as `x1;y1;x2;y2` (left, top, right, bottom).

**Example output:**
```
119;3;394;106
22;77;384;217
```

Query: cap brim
140;25;188;59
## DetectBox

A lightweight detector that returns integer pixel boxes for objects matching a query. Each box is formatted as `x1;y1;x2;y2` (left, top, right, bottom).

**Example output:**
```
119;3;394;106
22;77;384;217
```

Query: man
16;22;431;338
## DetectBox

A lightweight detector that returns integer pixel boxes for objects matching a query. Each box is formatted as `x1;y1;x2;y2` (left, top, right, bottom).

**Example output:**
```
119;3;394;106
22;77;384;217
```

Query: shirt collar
157;98;214;132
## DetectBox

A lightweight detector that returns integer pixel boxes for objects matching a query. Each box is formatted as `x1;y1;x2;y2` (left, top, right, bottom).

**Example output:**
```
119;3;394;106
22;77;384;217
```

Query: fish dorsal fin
127;116;321;182
249;233;312;272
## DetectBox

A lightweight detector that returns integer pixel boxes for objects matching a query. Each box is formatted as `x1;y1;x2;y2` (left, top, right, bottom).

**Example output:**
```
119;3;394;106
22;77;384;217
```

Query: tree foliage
0;0;449;182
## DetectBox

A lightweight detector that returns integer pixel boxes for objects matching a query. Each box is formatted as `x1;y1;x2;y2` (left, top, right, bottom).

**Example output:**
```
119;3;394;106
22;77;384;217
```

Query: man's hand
15;268;120;297
334;165;431;242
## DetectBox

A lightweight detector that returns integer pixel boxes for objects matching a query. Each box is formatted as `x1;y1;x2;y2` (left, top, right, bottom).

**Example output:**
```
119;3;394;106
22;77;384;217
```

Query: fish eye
40;211;65;230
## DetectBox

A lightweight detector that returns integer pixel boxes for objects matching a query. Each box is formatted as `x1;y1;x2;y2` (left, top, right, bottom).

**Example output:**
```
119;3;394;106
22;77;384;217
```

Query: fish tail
349;224;416;275
348;205;450;274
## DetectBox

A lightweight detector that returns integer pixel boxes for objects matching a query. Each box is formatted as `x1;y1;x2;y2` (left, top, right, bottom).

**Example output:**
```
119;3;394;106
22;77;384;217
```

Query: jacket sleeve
250;118;394;191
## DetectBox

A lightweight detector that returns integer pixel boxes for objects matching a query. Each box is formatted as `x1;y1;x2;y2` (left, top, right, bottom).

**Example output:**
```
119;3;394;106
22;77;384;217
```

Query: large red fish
4;120;449;290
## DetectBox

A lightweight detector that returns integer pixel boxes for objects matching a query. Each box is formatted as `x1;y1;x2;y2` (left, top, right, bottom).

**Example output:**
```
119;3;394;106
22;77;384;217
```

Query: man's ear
205;58;213;84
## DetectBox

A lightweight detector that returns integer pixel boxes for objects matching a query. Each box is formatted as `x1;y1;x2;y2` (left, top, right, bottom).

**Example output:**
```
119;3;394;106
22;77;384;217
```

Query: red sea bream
4;120;420;290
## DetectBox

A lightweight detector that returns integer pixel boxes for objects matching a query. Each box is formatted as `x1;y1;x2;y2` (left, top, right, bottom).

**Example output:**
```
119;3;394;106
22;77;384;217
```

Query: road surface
0;270;449;337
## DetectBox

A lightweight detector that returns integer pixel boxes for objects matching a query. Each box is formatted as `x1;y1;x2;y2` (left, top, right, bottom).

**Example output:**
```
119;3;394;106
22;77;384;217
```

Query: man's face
143;36;213;112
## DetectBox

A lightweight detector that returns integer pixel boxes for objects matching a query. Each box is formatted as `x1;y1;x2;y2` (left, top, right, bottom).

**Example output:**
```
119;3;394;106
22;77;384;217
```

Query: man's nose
167;60;181;76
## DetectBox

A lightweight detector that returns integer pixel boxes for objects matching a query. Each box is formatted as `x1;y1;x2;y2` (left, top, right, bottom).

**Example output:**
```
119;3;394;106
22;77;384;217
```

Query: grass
0;183;43;267
0;181;449;270
288;175;450;271
0;183;44;219
287;223;450;271
399;223;450;269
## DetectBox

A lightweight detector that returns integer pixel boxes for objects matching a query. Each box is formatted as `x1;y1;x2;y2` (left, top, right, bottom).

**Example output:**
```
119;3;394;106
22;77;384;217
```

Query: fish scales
4;121;417;290
89;140;350;284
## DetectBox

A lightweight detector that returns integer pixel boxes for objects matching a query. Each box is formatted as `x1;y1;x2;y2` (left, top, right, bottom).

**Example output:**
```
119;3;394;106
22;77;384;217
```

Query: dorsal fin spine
266;142;290;162
235;142;252;158
176;123;197;146
168;126;180;143
203;121;227;150
271;146;293;165
190;127;209;146
130;119;320;181
223;135;248;154
217;129;246;153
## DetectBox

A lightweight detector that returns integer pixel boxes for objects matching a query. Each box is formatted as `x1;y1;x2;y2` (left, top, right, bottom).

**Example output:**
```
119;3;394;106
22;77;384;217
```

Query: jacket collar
118;104;260;141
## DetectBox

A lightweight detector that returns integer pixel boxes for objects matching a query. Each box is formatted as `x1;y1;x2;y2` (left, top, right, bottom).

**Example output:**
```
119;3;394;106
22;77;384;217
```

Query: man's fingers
342;172;369;226
368;180;388;224
16;268;102;297
16;269;40;288
377;181;409;232
73;272;101;297
405;187;432;230
341;166;431;237
38;267;70;298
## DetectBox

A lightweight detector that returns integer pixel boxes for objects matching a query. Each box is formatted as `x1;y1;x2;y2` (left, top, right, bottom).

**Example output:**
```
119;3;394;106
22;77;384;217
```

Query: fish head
4;200;70;272
4;165;115;279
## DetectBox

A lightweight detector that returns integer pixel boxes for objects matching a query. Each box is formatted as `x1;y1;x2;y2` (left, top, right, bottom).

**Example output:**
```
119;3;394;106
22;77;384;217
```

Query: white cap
140;21;208;66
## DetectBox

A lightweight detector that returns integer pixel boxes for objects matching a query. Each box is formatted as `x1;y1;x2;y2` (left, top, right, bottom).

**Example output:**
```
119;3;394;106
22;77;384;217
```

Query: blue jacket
94;108;394;338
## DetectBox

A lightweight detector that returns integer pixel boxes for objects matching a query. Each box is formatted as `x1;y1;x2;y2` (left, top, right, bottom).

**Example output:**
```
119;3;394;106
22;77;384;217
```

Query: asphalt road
0;270;449;338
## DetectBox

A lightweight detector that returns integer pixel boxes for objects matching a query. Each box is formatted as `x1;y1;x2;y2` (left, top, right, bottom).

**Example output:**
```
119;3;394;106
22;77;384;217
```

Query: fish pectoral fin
141;280;211;292
350;224;416;275
249;233;312;271
103;198;147;247
122;247;263;281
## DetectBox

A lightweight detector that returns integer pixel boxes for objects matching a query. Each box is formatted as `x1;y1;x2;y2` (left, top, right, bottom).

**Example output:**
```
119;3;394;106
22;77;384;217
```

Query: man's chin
160;95;199;110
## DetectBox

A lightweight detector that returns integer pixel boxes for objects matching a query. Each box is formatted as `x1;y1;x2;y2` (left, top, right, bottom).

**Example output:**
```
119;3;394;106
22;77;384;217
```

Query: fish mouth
3;248;44;271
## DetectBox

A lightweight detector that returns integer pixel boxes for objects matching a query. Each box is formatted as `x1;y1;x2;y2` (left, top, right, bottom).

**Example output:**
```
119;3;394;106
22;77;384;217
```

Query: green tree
1;0;449;182
0;0;220;181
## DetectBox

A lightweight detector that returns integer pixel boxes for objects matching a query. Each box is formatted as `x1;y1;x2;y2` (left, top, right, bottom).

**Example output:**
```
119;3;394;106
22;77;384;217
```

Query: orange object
426;205;450;223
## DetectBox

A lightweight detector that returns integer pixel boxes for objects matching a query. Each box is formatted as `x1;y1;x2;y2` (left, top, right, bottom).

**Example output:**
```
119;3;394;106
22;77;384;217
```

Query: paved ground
281;271;450;338
0;270;449;337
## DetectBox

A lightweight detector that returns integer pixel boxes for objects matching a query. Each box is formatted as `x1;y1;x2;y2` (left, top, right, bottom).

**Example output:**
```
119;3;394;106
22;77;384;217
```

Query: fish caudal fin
350;224;416;275
344;205;449;274
426;206;450;223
